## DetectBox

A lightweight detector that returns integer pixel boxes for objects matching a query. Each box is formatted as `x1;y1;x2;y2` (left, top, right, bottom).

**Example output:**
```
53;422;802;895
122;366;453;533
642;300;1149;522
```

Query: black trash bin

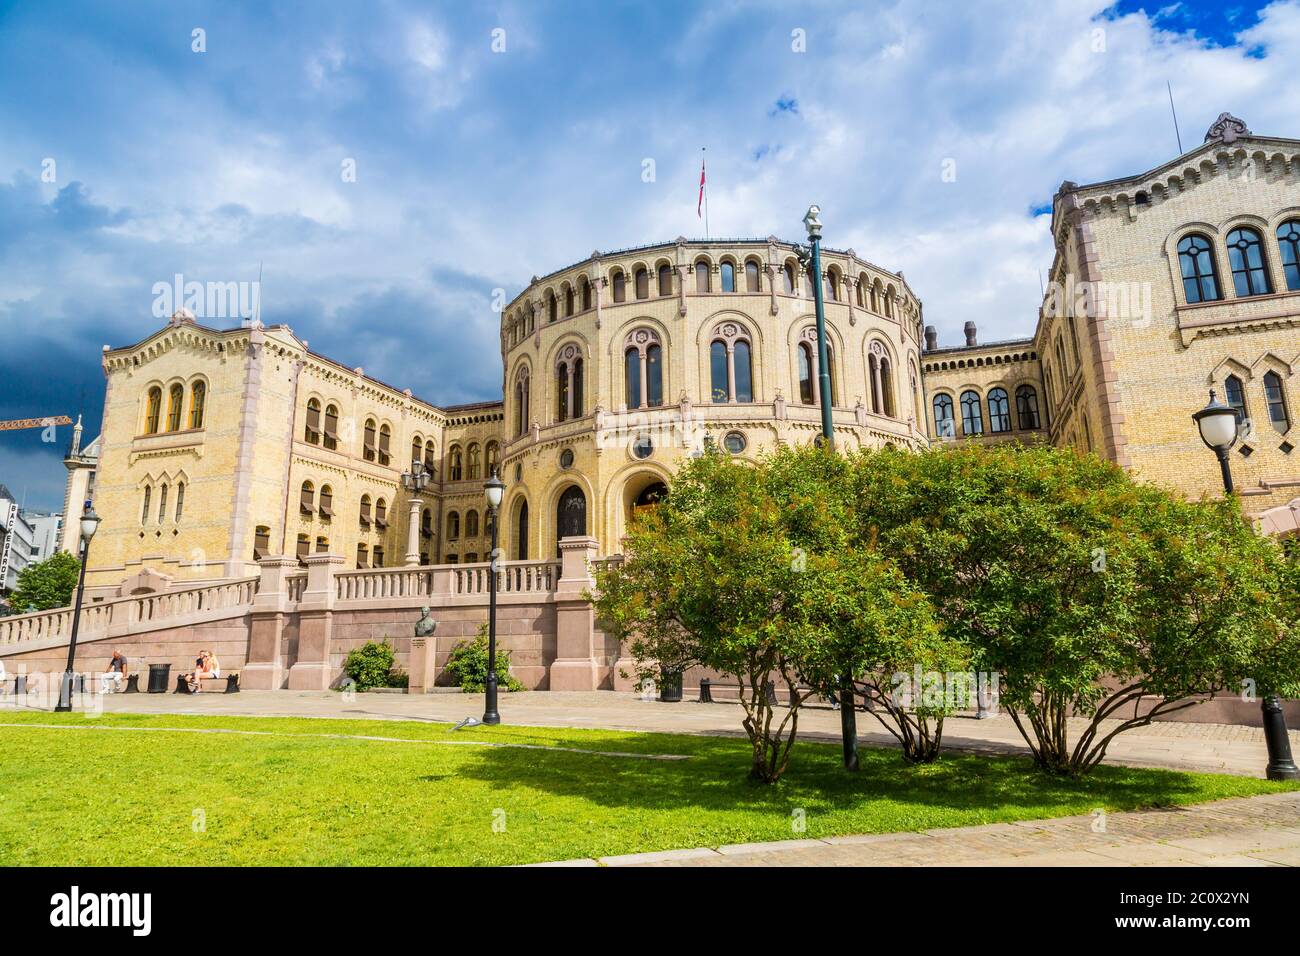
658;668;683;703
147;664;171;694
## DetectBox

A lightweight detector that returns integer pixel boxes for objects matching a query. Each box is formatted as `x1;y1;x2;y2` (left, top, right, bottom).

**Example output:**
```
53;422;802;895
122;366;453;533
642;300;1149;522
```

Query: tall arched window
166;384;184;431
514;370;530;436
556;363;570;422
658;264;673;296
710;341;728;403
318;484;333;519
485;441;499;477
745;260;761;292
612;270;626;303
580;277;591;311
516;500;529;560
555;345;583;421
1177;234;1220;303
709;323;753;403
1015;385;1040;429
695;261;710;293
803;269;814;298
424;439;436;472
158;483;168;523
140;485;151;524
734;341;753;402
624;330;663;408
323;404;339;450
363;419;377;462
572;359;584;417
960;390;984;436
783;262;795;294
189;381;206;429
378;424;391;466
447;511;460;539
1264;371;1290;432
1226;227;1271;297
871;282;881;312
145;387;162;434
878;355;893;417
359;494;372;527
411;435;422;469
300;480;314;515
1224;374;1248;420
933;394;955;439
564;286;574;316
797;342;814;404
449;447;463;481
825;271;839;302
466;510;479;537
305;398;322;444
547;291;558;322
868;354;881;413
1278;220;1300;291
720;261;736;292
467;444;481;480
375;498;388;530
174;481;185;522
855;274;866;307
987;387;1011;433
635;267;649;300
556;485;587;554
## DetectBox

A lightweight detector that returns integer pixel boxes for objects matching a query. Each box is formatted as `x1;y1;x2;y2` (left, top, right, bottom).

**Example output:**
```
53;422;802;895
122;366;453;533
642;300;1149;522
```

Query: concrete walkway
536;791;1300;867
28;687;1298;779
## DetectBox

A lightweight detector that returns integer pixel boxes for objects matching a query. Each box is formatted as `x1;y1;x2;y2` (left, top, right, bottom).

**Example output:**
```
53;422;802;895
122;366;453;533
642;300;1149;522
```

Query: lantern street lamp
1191;389;1299;781
55;501;101;712
401;458;431;495
482;469;506;725
401;460;432;567
798;204;858;771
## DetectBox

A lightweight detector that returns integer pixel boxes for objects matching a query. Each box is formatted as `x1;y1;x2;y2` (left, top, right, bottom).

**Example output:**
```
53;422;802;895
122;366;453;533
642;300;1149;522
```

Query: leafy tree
7;551;81;612
854;443;1300;775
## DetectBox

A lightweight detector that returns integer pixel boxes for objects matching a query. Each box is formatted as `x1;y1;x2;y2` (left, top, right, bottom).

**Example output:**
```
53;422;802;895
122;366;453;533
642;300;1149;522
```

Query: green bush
445;624;525;693
342;640;398;691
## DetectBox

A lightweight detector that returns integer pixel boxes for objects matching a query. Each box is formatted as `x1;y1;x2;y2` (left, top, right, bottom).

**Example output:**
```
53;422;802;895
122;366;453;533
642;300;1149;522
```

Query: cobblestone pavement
541;790;1300;868
44;688;1298;779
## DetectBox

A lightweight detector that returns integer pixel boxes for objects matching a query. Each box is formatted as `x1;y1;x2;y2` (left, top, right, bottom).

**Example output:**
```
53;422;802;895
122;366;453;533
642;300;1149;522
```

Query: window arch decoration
144;386;162;434
166;383;184;431
467;443;482;480
555;342;585;421
987;387;1011;433
710;321;754;403
657;263;673;296
513;366;531;436
1015;385;1041;430
1277;219;1300;292
960;389;984;436
932;394;955;439
1225;226;1272;297
189;380;206;429
798;326;836;406
624;328;664;409
695;259;711;293
305;398;322;444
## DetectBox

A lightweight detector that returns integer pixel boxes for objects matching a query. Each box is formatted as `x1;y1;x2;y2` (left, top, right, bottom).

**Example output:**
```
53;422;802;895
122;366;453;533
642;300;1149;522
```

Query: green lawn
0;711;1292;866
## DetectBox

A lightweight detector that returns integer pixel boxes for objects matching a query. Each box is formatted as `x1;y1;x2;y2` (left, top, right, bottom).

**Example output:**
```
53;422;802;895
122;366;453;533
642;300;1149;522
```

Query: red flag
697;154;706;218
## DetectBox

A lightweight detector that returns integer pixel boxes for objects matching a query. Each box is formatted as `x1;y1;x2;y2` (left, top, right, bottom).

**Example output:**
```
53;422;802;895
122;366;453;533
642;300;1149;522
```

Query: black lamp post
482;469;506;726
800;204;859;771
1192;389;1299;781
55;500;101;713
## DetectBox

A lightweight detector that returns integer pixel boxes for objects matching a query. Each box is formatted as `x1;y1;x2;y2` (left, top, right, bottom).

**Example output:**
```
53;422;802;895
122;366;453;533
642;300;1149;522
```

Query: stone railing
336;567;433;601
451;560;560;596
285;572;308;603
0;576;259;652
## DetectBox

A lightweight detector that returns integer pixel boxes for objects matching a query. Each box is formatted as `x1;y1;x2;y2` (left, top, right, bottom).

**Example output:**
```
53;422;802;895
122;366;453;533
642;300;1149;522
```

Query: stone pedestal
549;536;600;691
243;555;297;690
286;553;344;690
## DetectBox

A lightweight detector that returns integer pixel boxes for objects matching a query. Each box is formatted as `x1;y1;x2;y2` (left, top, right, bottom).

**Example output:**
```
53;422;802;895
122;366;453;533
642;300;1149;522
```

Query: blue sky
1;0;1298;510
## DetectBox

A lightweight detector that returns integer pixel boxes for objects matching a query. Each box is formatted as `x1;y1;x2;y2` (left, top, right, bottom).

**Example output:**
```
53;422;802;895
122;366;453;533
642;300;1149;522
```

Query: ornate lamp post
55;501;101;712
482;470;506;725
401;459;432;566
799;205;858;771
1192;389;1299;781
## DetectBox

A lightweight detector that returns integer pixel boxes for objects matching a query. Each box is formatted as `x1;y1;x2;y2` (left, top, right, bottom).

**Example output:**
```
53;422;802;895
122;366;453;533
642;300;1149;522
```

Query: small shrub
343;640;397;691
445;624;525;693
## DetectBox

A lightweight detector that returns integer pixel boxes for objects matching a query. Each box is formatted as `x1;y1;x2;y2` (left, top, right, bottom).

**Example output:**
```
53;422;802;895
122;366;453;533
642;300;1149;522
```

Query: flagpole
703;148;709;239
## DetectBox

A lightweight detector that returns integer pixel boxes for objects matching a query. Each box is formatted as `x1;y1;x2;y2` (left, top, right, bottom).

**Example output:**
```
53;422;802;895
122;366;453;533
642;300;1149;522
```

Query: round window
559;448;574;469
723;431;747;454
632;435;654;460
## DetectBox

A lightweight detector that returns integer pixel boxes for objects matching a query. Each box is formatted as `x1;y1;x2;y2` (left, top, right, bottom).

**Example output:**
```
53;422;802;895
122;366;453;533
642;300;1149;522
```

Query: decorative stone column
243;555;298;690
405;498;423;566
287;553;344;690
549;536;600;691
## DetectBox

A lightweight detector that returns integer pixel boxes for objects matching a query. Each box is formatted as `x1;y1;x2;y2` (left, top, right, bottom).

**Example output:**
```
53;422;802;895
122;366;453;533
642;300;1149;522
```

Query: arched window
1224;374;1248;420
548;291;558;322
145;387;162;434
1015;385;1041;429
424;439;436;472
612;270;626;303
254;526;270;561
565;286;574;316
987;387;1011;433
580;277;591;311
363;419;377;462
356;543;369;569
466;510;479;537
783;262;795;294
174;481;185;522
449;447;463;481
710;341;728;403
359;494;372;527
624;330;663;409
447;510;460;539
318;484;333;519
166;384;184;431
878;355;893;417
1226;227;1271;297
513;370;530;436
468;443;481;480
516;500;529;560
141;485;151;524
825;271;839;302
297;534;311;565
305;398;321;444
1177;234;1220;303
1264;371;1290;432
803;269;814;299
378;424;391;466
299;480;314;515
556;363;570;422
884;288;894;318
745;260;761;292
658;264;673;296
960;390;984;436
315;535;329;554
411;435;422;469
734;341;753;402
323;404;339;450
189;381;206;429
855;275;866;307
868;354;881;413
421;508;432;536
797;342;814;404
635;267;649;300
485;441;499;476
933;394;955;439
572;359;584;418
709;324;753;403
158;483;168;523
555;346;583;421
695;261;710;293
556;485;587;554
720;261;736;292
373;545;385;568
1278;220;1300;291
375;498;388;530
870;282;880;312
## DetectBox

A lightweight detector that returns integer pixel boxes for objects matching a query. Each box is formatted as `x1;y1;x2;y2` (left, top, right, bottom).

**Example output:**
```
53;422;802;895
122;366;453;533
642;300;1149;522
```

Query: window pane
721;262;735;292
733;341;753;402
798;343;813;404
933;395;954;439
746;261;760;292
646;346;662;407
696;262;710;293
1278;221;1300;291
710;341;728;402
988;387;1010;433
635;268;649;299
625;348;641;408
961;390;984;435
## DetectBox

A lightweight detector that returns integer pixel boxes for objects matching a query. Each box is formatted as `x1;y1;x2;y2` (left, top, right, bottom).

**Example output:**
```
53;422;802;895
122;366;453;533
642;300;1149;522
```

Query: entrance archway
555;485;587;555
632;481;667;516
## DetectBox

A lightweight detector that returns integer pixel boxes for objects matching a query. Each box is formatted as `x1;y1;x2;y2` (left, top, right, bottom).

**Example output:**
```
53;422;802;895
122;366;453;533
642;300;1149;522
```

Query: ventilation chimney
964;321;978;347
924;325;938;351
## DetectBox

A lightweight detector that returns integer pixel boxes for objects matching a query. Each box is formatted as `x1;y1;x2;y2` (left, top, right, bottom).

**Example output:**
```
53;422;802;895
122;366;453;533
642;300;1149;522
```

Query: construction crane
0;416;73;431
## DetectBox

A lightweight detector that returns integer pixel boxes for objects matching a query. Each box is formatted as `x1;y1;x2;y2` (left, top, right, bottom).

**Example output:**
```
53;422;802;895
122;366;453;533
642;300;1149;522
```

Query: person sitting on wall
186;650;219;693
102;650;128;693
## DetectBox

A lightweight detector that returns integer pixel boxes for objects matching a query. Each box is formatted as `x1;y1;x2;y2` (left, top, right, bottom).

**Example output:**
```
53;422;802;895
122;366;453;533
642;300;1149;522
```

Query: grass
0;710;1293;866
